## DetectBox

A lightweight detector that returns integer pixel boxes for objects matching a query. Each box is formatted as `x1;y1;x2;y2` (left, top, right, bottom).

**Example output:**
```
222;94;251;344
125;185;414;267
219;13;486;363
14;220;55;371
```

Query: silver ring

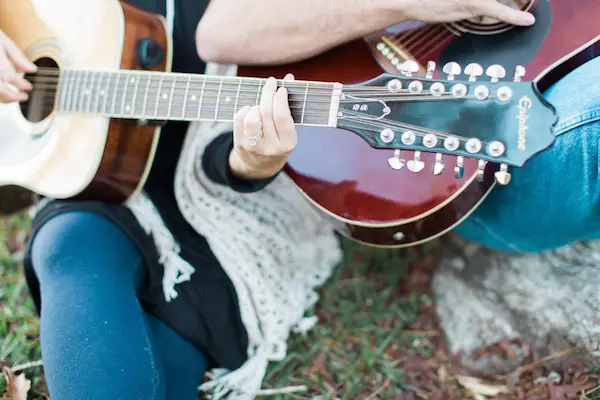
244;131;263;146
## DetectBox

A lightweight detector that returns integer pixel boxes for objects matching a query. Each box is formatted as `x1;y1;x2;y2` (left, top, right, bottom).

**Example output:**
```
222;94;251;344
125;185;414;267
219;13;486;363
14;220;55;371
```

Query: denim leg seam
555;108;600;136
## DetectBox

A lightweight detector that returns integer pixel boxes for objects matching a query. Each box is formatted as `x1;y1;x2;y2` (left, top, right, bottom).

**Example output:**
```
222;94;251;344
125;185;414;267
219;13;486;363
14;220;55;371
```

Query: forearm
195;0;410;65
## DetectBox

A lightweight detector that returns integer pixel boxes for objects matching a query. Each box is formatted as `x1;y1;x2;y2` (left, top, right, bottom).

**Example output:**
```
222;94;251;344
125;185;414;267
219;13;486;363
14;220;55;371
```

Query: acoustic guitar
0;0;572;248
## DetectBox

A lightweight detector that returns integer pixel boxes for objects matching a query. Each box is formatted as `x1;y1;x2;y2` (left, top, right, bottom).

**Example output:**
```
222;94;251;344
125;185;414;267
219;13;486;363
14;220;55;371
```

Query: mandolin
0;0;562;247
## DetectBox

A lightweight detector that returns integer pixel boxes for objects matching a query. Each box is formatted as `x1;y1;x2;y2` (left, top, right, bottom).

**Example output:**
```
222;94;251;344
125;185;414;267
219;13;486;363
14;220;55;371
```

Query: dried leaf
455;375;509;398
2;367;31;400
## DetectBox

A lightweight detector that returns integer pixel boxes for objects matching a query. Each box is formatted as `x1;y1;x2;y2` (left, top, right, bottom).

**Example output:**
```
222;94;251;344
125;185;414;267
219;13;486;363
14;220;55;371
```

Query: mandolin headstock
336;61;558;184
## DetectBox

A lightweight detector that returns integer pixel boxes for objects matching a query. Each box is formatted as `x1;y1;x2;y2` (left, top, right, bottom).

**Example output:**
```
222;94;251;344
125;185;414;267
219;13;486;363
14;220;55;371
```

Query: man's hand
0;29;37;103
229;74;298;180
402;0;535;26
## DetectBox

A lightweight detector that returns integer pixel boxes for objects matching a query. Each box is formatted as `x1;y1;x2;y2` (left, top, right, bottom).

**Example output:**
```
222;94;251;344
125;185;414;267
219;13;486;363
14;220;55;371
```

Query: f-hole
20;57;59;124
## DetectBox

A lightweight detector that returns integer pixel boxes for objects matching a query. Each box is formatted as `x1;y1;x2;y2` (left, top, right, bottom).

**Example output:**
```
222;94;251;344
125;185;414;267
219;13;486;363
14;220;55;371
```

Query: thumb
475;0;536;26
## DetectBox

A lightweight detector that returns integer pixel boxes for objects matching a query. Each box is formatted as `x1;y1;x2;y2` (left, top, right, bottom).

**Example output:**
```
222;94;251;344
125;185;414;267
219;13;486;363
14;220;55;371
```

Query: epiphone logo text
516;96;533;151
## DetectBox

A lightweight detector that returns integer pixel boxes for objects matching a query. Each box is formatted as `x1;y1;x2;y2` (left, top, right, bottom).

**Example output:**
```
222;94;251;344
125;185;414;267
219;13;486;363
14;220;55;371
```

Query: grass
2;213;600;399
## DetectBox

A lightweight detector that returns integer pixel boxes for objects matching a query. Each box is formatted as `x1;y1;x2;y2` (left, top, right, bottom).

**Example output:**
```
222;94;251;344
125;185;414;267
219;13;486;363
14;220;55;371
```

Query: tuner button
426;61;436;79
433;153;445;175
474;85;490;100
465;138;482;154
380;128;395;143
513;65;526;82
444;136;460;151
387;79;402;92
451;83;468;98
443;61;462;81
387;149;405;170
454;156;465;179
401;60;419;77
408;80;424;94
464;63;484;81
487;141;506;157
494;163;512;185
407;151;425;173
430;82;445;97
423;133;438;148
497;86;512;102
476;160;486;182
486;64;506;83
401;130;416;145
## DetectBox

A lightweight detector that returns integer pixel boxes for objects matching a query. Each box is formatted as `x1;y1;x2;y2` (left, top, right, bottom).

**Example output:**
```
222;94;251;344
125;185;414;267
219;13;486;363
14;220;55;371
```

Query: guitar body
0;0;169;212
238;0;600;247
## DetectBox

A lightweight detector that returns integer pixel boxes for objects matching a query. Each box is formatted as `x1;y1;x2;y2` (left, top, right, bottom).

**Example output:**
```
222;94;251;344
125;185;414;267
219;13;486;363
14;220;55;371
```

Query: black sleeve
201;131;279;193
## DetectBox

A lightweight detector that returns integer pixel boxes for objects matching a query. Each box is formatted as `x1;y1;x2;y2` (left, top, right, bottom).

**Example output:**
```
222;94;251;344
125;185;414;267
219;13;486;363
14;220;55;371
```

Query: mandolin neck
55;69;343;127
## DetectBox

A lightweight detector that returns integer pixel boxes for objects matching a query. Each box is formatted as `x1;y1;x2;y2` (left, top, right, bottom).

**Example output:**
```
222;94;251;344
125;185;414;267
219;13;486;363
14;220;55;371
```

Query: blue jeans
455;56;600;252
30;211;208;400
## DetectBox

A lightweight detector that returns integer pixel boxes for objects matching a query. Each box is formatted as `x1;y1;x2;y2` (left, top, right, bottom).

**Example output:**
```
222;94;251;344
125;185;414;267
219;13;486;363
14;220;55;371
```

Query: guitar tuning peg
387;149;405;170
426;61;436;79
494;163;512;185
476;160;486;182
432;153;445;175
442;61;462;81
407;151;425;172
513;65;526;82
401;60;419;77
464;63;483;82
454;156;465;179
486;64;506;83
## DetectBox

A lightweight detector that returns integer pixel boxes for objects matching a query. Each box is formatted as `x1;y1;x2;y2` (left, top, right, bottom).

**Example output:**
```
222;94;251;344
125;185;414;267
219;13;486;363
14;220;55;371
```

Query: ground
2;214;600;399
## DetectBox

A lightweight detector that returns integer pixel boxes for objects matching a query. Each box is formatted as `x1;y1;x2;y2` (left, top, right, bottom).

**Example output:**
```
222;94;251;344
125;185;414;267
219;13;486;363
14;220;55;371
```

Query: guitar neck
55;69;342;128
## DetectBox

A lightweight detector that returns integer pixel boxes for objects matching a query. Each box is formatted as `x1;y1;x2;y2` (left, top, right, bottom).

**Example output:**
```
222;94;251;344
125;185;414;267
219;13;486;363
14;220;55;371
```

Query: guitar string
27;68;502;93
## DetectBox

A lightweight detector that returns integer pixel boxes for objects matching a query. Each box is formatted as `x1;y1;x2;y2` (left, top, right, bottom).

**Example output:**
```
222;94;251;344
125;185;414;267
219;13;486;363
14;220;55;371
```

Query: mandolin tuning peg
494;163;512;185
513;65;526;82
432;153;445;175
407;151;425;172
442;61;462;81
486;64;506;83
464;63;483;82
454;156;465;179
476;160;486;182
426;61;436;79
387;149;405;170
401;60;419;77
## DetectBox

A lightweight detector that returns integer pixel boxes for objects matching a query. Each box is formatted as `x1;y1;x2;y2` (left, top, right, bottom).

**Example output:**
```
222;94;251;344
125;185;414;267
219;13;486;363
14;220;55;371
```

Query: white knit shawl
127;62;343;398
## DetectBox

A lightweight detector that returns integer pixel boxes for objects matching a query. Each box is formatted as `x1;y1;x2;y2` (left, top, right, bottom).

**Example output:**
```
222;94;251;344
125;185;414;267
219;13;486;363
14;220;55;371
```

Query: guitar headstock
336;61;558;184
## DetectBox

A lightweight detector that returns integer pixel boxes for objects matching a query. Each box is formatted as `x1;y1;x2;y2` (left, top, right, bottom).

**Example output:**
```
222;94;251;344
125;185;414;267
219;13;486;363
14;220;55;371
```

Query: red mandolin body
238;0;600;247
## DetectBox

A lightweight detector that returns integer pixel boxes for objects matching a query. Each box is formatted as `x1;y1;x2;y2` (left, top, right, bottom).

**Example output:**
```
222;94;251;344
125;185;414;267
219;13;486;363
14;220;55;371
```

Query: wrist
228;149;283;180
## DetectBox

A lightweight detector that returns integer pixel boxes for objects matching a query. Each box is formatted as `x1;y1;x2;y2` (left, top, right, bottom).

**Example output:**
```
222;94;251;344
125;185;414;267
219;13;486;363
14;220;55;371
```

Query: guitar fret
102;72;110;114
154;75;164;118
70;70;80;113
182;75;191;119
58;70;70;111
300;81;309;125
120;73;131;116
86;71;95;113
167;77;176;118
196;76;205;120
233;78;241;116
93;72;103;114
214;77;223;120
110;73;120;115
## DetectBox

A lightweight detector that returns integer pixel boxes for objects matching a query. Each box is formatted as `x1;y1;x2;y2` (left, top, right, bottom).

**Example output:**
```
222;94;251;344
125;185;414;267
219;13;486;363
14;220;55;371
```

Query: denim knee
31;210;142;281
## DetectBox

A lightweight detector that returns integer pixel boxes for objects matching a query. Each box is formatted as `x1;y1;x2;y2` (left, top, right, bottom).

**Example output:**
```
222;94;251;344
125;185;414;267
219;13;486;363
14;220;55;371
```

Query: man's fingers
475;0;535;26
273;73;297;152
259;76;278;139
233;105;252;148
6;72;32;92
0;32;37;73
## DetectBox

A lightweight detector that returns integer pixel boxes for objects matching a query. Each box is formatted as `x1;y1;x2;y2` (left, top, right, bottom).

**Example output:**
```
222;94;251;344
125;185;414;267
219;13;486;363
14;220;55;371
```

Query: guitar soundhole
20;57;59;124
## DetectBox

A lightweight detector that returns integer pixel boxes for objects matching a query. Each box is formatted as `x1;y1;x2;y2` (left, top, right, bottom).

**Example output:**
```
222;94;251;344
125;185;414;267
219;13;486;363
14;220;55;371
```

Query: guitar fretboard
55;69;342;127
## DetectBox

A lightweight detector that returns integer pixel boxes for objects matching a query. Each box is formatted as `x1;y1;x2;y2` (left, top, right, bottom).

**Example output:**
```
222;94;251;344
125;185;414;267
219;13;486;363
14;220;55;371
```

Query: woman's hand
401;0;536;26
229;74;298;180
0;29;37;103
